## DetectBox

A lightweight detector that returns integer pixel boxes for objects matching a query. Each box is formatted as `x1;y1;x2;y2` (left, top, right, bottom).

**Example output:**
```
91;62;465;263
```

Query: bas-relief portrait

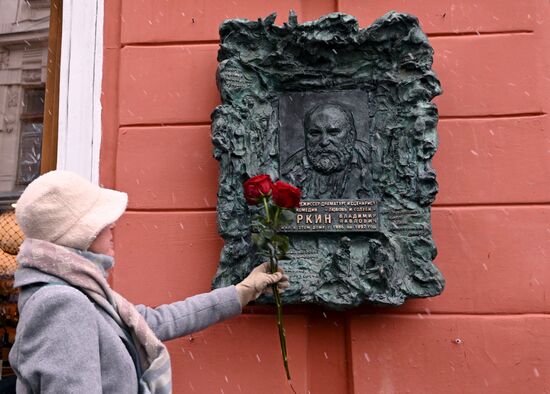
279;91;372;199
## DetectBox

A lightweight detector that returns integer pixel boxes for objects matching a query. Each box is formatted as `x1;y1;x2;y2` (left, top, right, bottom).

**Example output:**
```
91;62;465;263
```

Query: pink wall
101;1;550;392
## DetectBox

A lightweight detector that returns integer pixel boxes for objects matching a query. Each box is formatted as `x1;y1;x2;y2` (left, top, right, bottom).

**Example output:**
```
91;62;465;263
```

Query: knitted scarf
17;238;172;394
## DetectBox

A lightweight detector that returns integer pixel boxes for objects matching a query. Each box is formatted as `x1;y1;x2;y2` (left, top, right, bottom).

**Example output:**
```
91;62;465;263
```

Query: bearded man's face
305;105;355;174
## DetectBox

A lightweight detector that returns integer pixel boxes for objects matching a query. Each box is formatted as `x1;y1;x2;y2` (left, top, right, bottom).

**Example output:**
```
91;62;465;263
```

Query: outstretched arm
136;262;289;341
135;285;241;341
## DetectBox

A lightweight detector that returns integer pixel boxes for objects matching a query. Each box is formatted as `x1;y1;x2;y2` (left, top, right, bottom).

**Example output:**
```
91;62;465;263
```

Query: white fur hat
15;170;128;250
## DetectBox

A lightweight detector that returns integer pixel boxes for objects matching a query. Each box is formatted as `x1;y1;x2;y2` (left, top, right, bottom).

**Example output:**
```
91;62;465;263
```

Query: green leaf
256;215;269;226
252;219;267;229
257;249;270;258
261;227;276;239
251;233;266;249
280;209;296;225
271;234;290;255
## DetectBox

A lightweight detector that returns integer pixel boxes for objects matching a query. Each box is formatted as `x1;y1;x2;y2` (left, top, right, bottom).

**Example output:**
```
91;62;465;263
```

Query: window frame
0;0;104;210
56;0;103;184
0;3;54;209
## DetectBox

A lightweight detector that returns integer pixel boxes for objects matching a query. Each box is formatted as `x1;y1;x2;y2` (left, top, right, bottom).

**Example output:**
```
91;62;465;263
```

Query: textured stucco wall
101;1;550;392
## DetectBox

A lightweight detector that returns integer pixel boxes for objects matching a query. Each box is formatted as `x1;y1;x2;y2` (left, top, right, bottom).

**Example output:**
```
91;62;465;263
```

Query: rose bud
272;181;301;209
243;174;273;205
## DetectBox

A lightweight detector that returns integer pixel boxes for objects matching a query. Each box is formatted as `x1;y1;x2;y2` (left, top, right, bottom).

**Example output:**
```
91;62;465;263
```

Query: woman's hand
235;262;290;307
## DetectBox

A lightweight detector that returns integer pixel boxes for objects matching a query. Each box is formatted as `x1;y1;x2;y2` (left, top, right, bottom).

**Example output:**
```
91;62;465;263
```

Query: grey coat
9;268;242;393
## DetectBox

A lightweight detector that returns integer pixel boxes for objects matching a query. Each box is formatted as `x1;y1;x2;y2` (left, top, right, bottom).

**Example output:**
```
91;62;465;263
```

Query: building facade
0;0;50;197
100;1;550;393
1;0;549;392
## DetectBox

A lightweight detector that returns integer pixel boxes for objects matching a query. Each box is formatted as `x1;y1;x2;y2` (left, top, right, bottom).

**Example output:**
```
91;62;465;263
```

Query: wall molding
57;0;103;184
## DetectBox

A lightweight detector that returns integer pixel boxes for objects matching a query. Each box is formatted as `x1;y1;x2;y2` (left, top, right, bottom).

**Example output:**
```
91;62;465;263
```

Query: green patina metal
211;11;445;309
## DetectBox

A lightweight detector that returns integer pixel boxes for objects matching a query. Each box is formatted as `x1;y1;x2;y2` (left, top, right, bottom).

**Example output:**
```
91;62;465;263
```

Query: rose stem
263;196;271;223
274;206;281;226
268;242;291;380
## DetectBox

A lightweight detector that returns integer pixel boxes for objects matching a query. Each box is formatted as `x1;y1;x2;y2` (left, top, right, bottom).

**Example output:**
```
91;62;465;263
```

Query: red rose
272;181;301;209
243;174;273;205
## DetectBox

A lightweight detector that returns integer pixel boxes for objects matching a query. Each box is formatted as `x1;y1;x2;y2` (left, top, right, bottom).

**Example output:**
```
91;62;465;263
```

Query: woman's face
89;223;116;257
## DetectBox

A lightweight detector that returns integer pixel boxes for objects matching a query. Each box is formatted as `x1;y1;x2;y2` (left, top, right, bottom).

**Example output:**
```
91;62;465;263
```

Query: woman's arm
136;263;289;341
135;285;241;341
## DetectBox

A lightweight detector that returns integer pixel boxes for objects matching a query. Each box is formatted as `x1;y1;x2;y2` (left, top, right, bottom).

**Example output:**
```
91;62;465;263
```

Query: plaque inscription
281;200;379;232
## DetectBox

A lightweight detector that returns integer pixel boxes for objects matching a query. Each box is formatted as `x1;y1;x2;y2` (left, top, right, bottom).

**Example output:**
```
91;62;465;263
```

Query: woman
9;170;288;393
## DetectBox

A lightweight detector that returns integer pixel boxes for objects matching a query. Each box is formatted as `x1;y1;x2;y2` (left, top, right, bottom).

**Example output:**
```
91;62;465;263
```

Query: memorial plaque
211;12;445;309
281;200;379;232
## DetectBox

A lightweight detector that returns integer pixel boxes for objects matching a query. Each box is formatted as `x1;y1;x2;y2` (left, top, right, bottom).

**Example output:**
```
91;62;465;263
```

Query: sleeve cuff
213;285;242;320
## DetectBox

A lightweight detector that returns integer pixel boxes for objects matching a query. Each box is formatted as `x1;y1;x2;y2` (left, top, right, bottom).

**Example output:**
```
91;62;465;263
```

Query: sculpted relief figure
281;103;371;199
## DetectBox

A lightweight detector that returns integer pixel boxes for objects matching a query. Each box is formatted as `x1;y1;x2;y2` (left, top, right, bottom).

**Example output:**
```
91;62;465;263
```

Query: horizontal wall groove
125;207;216;213
120;31;535;48
120;114;547;128
439;112;546;120
122;40;219;48
120;121;212;128
428;30;534;38
354;312;550;317
241;307;550;317
433;202;550;209
123;203;550;213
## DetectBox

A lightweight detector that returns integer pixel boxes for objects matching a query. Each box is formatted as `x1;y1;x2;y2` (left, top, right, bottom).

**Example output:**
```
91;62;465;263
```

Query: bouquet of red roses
243;174;301;381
